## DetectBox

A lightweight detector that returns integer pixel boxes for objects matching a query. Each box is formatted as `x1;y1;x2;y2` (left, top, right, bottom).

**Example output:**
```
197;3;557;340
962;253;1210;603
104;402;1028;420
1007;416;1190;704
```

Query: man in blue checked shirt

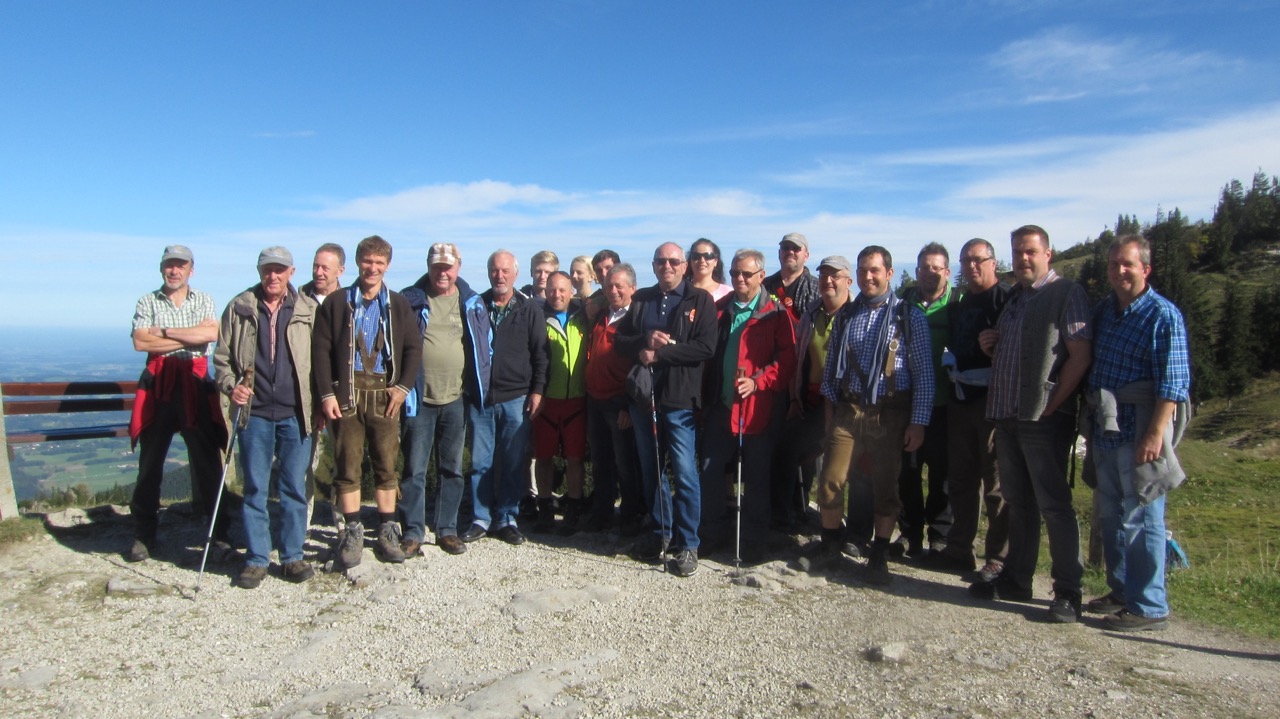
814;245;933;585
1084;235;1190;632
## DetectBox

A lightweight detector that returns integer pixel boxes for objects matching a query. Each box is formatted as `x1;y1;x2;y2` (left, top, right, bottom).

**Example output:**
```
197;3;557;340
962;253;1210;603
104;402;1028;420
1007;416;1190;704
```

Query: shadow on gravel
1104;633;1280;662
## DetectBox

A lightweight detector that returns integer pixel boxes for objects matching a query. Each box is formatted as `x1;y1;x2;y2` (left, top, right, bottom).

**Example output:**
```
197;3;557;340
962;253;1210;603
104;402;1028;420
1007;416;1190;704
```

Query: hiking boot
672;549;698;577
1103;610;1169;632
376;521;406;563
558;498;582;536
534;498;557;533
1047;591;1082;624
236;564;268;589
401;537;422;559
864;548;892;586
338;522;365;568
841;539;869;559
1086;592;1126;615
126;538;154;563
282;560;314;583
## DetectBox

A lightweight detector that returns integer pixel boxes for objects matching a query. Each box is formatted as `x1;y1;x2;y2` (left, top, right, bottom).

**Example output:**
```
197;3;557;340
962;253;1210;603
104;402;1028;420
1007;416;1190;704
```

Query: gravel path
1;505;1277;718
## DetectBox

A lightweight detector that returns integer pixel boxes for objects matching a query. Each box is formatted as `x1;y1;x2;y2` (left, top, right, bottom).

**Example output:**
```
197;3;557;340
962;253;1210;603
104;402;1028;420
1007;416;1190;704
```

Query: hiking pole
649;366;671;563
196;369;252;594
734;367;746;569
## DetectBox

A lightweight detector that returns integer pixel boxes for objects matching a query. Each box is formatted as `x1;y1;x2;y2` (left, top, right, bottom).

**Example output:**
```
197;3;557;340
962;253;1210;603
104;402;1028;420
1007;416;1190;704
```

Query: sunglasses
652;257;684;267
690;251;718;262
729;269;762;279
779;243;803;252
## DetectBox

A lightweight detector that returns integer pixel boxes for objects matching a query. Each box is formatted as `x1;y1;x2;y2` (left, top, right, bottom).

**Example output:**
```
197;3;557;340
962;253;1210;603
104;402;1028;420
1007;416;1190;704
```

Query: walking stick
196;369;252;594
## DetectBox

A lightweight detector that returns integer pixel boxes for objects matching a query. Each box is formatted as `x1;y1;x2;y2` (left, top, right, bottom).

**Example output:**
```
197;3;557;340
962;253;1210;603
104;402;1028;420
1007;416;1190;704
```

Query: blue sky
3;1;1279;328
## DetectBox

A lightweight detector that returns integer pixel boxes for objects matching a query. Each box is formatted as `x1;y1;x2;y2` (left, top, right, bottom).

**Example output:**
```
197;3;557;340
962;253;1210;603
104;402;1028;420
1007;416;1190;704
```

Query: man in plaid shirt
814;245;933;585
1085;235;1190;632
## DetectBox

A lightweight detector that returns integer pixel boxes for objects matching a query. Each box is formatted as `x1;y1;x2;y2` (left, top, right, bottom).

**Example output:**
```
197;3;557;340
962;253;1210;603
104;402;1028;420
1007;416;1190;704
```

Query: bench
0;381;137;520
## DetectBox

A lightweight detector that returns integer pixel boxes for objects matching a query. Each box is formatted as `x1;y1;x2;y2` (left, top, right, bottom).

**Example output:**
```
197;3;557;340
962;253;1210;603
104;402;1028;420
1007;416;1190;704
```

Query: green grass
0;517;46;545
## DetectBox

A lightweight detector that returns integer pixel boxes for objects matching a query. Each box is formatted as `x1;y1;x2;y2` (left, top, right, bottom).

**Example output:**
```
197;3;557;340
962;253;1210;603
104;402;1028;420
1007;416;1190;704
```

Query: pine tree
1216;280;1256;405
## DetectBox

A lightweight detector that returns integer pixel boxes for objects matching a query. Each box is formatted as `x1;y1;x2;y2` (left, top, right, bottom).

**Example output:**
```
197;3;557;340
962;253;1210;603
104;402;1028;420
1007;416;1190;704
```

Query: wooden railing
0;381;137;520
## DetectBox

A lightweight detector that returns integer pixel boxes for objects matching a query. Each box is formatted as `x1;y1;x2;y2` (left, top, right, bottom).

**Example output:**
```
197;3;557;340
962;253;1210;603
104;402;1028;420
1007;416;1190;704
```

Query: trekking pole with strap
196;368;253;594
648;366;671;563
734;367;747;569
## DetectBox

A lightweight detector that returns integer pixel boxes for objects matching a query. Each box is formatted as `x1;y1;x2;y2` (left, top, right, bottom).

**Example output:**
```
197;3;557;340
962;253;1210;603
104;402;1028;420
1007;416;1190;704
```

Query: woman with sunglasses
685;238;733;302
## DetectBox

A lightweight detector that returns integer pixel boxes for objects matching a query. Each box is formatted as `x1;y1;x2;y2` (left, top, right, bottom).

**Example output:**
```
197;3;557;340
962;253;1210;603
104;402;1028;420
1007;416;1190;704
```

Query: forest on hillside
1057;169;1280;403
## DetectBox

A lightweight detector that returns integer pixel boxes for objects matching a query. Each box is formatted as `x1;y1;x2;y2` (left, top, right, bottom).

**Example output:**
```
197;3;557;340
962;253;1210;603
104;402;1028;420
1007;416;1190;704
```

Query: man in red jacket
698;249;796;564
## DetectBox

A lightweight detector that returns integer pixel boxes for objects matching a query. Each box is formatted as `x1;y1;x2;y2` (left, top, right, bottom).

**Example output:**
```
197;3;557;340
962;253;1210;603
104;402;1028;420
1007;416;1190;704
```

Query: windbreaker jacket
312;284;421;410
614;283;717;410
705;292;797;435
214;285;318;434
400;276;492;414
543;305;589;400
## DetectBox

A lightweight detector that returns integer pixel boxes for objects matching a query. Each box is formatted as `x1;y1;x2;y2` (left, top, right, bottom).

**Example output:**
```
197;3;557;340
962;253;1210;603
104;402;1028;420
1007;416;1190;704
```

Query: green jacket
900;284;957;408
542;308;589;400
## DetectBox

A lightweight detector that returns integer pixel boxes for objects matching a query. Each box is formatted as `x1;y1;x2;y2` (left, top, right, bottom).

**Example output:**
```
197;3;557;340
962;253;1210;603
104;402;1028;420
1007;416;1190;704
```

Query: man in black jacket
615;242;717;577
460;249;549;546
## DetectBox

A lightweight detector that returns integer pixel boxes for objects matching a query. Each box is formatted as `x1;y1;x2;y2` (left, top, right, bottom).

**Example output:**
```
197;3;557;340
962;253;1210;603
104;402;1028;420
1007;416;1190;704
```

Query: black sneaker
1086;592;1126;615
376;521;406;563
631;534;667;564
1047;591;1082;623
236;564;267;589
1103;610;1169;632
672;549;698;577
282;560;315;583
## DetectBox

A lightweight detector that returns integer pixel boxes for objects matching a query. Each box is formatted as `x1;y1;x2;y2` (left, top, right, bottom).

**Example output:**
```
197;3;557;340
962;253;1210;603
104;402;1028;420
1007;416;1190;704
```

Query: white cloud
990;27;1242;103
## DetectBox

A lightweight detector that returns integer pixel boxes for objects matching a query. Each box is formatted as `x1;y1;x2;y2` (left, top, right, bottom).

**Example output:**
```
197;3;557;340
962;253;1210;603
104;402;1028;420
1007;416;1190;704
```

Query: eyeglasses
917;265;948;274
779;243;803;253
652;257;684;267
729;269;762;279
690;251;718;262
960;256;994;266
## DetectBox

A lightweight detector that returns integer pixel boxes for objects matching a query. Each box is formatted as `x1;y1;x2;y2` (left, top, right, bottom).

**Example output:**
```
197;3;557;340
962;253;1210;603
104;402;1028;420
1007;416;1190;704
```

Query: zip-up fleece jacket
614;283;717;411
481;290;549;405
542;305;589;400
312;284;421;410
214;285;318;434
705;292;797;435
400;276;492;414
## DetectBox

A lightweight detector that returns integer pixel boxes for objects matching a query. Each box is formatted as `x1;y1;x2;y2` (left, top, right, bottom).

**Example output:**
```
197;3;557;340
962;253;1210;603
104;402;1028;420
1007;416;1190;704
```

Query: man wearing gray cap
127;245;228;562
764;232;819;320
398;242;489;557
214;247;319;587
773;255;859;534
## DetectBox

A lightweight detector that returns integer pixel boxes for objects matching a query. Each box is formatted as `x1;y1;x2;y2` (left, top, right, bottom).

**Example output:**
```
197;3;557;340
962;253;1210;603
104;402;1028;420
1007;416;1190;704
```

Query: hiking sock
379;512;397;525
343;512;362;526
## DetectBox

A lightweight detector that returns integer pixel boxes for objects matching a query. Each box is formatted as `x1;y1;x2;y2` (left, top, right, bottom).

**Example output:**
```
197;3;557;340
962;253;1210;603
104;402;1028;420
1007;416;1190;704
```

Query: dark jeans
995;412;1083;595
771;398;823;525
698;402;775;553
896;404;953;546
587;394;642;525
131;395;228;541
944;399;1007;563
399;397;467;541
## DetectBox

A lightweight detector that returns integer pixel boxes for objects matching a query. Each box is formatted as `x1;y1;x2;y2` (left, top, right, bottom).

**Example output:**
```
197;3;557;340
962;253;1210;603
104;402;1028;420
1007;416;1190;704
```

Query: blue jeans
629;404;700;551
468;396;531;530
239;415;311;567
399;398;467;541
1094;442;1169;618
994;413;1083;595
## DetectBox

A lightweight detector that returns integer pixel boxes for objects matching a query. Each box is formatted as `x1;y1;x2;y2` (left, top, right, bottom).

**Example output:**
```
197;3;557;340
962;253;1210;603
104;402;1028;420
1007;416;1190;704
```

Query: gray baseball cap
257;246;294;269
160;245;194;264
780;232;809;251
818;255;851;273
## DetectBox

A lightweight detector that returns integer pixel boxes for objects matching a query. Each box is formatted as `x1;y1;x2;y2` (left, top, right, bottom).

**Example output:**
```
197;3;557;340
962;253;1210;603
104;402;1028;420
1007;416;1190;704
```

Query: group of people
127;225;1189;632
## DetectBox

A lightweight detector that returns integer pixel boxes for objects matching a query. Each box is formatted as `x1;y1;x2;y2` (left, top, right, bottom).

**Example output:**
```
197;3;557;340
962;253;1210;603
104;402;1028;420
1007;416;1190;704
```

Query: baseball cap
428;242;460;267
257;246;294;269
780;232;808;251
161;245;194;264
817;255;851;273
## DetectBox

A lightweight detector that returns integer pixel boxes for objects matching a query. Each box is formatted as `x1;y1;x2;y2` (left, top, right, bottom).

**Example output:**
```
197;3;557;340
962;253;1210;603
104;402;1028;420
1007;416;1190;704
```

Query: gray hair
488;249;518;272
732;248;766;272
608;263;637;288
